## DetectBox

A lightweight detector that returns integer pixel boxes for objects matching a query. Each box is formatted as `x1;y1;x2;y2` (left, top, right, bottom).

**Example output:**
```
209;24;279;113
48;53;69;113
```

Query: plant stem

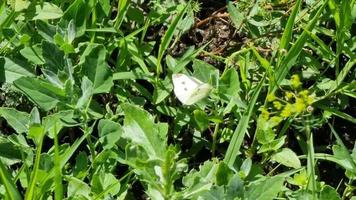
212;123;220;157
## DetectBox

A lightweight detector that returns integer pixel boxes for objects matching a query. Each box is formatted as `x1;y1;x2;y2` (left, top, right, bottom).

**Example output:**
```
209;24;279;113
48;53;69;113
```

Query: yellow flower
295;97;306;113
261;107;270;120
281;103;293;117
285;91;294;100
267;93;276;102
269;116;283;127
291;75;302;89
298;90;309;98
273;101;283;110
306;95;314;105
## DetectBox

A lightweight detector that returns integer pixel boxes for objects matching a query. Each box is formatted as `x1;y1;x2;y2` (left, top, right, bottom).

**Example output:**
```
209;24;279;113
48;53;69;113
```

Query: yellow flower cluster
260;75;315;122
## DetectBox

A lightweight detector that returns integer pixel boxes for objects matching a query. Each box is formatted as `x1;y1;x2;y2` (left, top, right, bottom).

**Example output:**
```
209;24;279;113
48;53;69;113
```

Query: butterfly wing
184;83;213;105
172;73;212;105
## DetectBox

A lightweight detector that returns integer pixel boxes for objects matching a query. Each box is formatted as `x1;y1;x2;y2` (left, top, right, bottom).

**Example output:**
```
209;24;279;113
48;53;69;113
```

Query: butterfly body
172;73;212;105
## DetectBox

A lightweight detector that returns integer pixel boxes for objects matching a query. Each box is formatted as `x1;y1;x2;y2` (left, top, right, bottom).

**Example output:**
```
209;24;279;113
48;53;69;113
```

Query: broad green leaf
14;77;66;111
67;176;90;198
0;136;23;165
182;160;219;199
245;176;284;200
98;119;123;149
11;0;30;12
79;44;113;94
218;68;240;99
152;76;173;104
42;41;65;73
73;152;88;179
76;76;94;109
271;148;301;169
91;172;121;197
320;185;340;200
122;104;167;159
20;45;45;65
192;59;219;85
29;2;63;20
193;109;209;131
227;1;244;29
0;56;34;83
0;108;29;134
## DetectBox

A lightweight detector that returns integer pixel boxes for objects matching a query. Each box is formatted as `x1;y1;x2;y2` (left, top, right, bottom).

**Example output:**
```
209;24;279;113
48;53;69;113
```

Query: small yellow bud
295;97;306;113
273;101;283;110
267;93;276;102
261;107;270;120
285;91;294;100
281;103;293;117
291;75;302;89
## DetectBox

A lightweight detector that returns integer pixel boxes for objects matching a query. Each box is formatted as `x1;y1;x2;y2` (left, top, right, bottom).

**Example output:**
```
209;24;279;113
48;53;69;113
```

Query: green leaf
320;185;340;200
41;41;65;73
218;68;240;99
182;160;219;199
279;0;302;51
245;176;284;200
0;107;29;134
73;152;88;179
67;176;91;198
157;2;189;74
0;159;22;200
122;104;167;159
114;0;130;30
192;59;219;85
193;109;209;131
61;0;90;37
152;76;173;104
91;172;121;197
14;77;66;111
224;76;265;167
227;1;244;29
20;45;45;65
271;148;301;169
273;1;328;92
0;56;35;83
79;44;113;94
76;76;94;109
28;2;63;20
11;0;30;12
98;119;123;149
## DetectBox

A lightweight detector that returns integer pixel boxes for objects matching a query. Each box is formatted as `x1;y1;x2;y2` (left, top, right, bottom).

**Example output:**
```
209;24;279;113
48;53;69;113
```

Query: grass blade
315;103;356;124
328;123;356;170
279;0;302;51
224;75;265;167
114;0;130;30
0;160;22;200
273;1;327;92
25;126;45;200
157;1;190;74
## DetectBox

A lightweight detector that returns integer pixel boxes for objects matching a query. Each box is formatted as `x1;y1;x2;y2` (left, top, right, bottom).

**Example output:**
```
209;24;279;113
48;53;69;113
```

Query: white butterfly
172;73;212;105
